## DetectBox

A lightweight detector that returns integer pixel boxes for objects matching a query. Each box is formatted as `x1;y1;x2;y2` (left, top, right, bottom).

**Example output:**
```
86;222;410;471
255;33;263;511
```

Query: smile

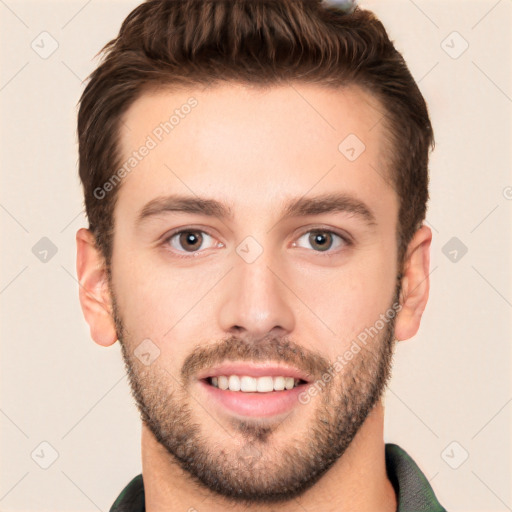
196;362;313;417
207;375;306;392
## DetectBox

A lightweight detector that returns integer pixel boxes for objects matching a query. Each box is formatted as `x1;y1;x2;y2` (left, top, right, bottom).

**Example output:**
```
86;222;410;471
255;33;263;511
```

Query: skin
77;83;431;512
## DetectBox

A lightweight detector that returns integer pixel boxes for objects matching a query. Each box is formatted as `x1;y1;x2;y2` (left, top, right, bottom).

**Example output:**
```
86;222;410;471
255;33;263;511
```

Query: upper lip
196;362;313;383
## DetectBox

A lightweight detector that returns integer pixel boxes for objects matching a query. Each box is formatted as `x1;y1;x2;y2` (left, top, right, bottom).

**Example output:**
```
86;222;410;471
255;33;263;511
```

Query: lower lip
198;379;310;418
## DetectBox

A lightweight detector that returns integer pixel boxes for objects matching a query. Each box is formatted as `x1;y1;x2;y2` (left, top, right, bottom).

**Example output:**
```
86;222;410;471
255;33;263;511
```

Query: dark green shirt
110;443;447;511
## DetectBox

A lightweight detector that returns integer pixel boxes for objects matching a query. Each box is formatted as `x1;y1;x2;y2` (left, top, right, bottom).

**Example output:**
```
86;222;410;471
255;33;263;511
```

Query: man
76;0;446;510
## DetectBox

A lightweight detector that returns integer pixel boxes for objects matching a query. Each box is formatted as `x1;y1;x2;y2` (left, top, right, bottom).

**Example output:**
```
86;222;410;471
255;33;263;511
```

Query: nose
217;246;296;340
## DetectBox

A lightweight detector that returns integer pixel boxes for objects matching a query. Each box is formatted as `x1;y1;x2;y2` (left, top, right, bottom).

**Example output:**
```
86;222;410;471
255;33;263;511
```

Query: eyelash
162;227;352;259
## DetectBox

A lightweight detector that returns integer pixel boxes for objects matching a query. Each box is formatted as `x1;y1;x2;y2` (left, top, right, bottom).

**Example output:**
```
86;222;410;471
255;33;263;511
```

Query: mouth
196;363;313;418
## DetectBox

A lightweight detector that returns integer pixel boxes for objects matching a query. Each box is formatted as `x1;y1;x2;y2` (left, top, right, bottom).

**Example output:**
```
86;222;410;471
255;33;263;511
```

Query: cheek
109;253;168;341
110;250;221;352
290;246;398;348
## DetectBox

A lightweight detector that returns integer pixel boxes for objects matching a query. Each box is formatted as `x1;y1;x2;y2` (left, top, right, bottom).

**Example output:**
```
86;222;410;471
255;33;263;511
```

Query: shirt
110;443;447;511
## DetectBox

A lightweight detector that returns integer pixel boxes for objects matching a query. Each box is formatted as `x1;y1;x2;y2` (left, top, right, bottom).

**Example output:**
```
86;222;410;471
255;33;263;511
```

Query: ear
394;225;432;342
76;228;118;347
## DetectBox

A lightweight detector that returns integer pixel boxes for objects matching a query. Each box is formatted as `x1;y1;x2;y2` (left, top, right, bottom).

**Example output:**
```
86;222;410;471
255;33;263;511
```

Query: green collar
385;443;447;512
110;443;447;511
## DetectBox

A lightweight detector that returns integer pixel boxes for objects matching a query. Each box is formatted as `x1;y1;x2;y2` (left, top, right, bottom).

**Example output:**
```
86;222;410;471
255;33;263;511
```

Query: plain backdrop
0;1;511;511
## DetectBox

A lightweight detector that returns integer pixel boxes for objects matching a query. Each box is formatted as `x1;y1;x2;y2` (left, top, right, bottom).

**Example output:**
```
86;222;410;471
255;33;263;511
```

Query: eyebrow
136;192;376;226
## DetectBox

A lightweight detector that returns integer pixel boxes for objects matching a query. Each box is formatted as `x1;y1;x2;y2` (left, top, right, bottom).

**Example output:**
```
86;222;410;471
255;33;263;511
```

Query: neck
141;401;397;512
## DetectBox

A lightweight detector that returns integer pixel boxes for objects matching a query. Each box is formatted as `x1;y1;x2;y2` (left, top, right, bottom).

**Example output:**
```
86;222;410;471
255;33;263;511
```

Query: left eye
293;230;346;252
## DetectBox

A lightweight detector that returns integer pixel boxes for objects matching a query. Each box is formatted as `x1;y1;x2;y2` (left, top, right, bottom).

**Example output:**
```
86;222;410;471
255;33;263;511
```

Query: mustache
180;334;330;384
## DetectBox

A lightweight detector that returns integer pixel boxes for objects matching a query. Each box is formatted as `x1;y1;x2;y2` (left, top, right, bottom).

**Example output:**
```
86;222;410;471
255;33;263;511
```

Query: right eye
163;228;224;257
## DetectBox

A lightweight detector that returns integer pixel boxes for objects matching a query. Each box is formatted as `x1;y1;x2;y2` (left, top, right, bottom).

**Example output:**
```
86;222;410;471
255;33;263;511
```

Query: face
102;83;404;503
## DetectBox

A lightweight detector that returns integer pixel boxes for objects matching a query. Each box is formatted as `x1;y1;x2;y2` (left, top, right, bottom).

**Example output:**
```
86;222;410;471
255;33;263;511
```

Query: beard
111;283;399;505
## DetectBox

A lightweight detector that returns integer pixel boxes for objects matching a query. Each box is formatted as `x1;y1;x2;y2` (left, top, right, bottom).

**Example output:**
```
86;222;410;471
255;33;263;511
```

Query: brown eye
179;231;203;252
308;231;333;251
167;230;216;253
294;229;347;253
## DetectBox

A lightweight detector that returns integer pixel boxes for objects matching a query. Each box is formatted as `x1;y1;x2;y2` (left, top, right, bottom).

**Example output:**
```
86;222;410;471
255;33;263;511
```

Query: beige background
1;0;511;510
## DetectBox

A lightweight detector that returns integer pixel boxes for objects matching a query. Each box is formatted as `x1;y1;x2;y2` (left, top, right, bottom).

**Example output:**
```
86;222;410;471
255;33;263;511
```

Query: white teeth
218;376;229;390
240;376;257;392
228;375;241;391
273;376;285;391
209;375;302;392
257;376;274;392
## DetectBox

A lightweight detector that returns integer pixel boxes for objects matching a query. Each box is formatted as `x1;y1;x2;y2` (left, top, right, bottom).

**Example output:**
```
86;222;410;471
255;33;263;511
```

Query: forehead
115;82;395;222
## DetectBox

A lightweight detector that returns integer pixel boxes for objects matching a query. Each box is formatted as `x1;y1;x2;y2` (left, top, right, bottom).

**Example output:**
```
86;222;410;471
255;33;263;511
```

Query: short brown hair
78;0;434;267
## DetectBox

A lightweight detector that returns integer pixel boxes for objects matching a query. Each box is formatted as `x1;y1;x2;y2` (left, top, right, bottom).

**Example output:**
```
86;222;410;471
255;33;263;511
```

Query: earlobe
76;228;118;347
394;225;432;342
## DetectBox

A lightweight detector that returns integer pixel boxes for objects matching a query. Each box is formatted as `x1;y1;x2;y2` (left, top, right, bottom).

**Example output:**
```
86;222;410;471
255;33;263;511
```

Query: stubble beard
111;285;399;505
